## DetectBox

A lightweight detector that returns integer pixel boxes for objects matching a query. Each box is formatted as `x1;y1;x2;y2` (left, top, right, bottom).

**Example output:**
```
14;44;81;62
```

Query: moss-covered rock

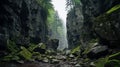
95;52;120;67
104;60;120;67
82;39;99;55
95;58;108;67
2;54;20;62
70;45;80;57
93;4;120;48
7;40;19;53
28;43;46;54
32;52;42;61
19;46;32;61
106;4;120;14
108;52;120;60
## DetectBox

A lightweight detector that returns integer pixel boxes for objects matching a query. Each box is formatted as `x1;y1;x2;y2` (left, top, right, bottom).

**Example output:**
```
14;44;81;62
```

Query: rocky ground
0;50;93;67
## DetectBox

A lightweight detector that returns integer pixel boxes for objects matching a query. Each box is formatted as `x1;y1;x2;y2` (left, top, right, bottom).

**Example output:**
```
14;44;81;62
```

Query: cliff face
0;0;48;50
67;0;120;49
67;4;84;49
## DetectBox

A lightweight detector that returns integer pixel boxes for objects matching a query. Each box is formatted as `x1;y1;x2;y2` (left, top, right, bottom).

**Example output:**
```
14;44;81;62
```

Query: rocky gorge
0;0;120;67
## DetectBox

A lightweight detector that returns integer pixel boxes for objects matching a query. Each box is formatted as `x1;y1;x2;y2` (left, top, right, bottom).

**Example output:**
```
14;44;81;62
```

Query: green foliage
47;11;65;39
108;52;120;60
19;46;32;61
106;4;120;14
32;52;42;60
36;0;53;15
105;60;120;67
47;9;55;24
1;40;49;62
82;39;98;55
70;45;80;54
2;54;20;62
95;52;120;67
28;43;46;52
38;43;46;49
7;40;19;53
95;58;108;67
28;43;37;52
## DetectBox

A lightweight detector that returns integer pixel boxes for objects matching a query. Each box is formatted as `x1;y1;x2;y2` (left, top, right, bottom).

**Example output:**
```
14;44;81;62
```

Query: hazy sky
52;0;67;23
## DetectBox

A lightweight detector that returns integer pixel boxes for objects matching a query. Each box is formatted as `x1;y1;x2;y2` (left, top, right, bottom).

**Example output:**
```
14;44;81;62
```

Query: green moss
2;54;20;62
105;60;120;67
28;43;46;52
108;52;120;60
32;52;42;60
82;39;99;55
95;58;108;67
84;58;90;62
38;43;46;49
7;40;19;53
70;45;80;54
95;52;120;67
28;43;38;52
82;43;94;55
106;4;120;14
19;46;32;61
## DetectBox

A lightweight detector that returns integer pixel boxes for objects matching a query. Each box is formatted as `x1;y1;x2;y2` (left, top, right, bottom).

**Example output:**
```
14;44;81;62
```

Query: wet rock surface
0;0;48;50
67;0;120;49
87;45;108;59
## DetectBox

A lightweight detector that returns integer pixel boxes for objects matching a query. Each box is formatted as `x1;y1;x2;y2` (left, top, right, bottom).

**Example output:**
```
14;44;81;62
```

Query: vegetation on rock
106;4;120;14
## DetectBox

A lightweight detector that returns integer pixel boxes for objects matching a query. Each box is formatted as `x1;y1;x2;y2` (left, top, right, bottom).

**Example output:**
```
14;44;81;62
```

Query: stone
47;39;59;50
90;62;96;67
94;6;120;48
19;46;32;61
87;45;108;59
17;60;24;64
0;0;48;49
33;43;46;54
69;54;75;58
66;0;120;50
56;55;66;60
42;58;49;63
75;64;81;67
51;59;60;64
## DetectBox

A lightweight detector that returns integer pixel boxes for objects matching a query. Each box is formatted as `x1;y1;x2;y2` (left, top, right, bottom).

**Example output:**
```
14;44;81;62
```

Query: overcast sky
52;0;67;23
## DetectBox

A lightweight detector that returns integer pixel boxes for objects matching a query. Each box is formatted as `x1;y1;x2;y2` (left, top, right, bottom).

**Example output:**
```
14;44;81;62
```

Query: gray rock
51;59;60;64
66;0;120;49
87;45;108;59
47;39;59;50
75;64;81;67
0;0;48;49
90;62;95;67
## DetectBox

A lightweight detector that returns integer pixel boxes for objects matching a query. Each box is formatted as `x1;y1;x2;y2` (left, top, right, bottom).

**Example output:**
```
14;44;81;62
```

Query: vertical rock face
67;0;120;49
67;4;84;49
0;0;48;50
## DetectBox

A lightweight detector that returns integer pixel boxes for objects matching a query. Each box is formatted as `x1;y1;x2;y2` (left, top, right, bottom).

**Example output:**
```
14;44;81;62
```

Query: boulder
66;0;120;49
93;5;120;48
87;45;108;59
47;39;59;50
19;46;32;61
33;43;46;54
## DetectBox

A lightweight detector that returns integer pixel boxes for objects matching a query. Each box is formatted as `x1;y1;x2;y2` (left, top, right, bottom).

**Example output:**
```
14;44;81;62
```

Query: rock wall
67;4;84;49
67;0;120;49
0;0;48;50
